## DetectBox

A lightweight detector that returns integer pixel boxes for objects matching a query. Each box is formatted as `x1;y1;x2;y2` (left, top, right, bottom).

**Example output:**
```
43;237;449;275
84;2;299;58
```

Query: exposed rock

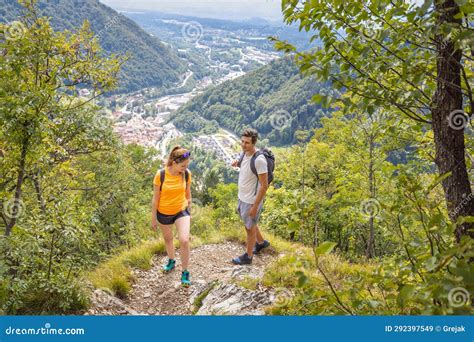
196;283;273;316
85;289;142;316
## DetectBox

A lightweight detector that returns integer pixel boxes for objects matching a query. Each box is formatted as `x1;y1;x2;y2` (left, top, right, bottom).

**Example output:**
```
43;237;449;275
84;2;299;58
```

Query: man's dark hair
241;128;258;144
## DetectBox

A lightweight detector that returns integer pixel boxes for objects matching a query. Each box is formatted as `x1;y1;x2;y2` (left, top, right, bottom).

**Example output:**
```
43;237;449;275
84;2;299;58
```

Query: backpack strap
160;168;189;191
237;152;245;167
250;151;262;195
184;169;189;187
250;151;260;178
159;169;165;192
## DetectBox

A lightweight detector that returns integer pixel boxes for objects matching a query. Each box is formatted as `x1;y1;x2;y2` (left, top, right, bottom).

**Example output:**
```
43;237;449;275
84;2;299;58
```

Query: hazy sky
100;0;283;21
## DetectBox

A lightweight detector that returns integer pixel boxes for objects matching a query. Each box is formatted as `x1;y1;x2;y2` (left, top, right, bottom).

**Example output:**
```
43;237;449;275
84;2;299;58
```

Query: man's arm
249;172;268;218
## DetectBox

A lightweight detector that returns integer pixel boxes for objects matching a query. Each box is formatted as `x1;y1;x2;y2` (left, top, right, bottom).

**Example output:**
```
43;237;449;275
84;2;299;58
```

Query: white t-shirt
238;152;268;204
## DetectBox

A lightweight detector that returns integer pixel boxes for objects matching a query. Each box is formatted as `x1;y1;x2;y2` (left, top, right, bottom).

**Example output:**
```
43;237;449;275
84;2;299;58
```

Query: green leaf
397;285;415;307
427;172;452;193
312;93;325;103
456;216;474;225
296;271;308;287
315;241;337;255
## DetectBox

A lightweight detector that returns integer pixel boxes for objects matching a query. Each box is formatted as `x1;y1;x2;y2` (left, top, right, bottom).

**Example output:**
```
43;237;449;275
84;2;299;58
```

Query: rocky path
86;241;282;316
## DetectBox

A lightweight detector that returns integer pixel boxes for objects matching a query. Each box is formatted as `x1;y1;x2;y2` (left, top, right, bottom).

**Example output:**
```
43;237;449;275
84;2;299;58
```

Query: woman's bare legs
174;215;191;270
159;223;175;260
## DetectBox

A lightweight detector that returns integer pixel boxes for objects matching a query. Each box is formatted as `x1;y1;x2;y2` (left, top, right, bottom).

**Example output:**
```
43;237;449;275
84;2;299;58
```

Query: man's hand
249;205;257;218
231;159;238;167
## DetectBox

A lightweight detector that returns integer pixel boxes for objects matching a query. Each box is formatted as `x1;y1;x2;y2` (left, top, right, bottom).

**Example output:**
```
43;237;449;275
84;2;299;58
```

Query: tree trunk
432;0;474;242
299;144;306;243
5;136;29;236
32;171;46;214
313;207;319;248
366;128;376;258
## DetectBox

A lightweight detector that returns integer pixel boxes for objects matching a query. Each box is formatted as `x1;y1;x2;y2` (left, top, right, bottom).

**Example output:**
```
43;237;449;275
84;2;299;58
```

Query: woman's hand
151;217;158;231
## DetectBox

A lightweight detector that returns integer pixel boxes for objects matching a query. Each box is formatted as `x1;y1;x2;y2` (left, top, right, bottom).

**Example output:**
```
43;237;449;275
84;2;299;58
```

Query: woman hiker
151;146;192;287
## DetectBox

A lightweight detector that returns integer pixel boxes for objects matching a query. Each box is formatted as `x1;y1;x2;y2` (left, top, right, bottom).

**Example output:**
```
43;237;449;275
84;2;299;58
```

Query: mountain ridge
0;0;186;93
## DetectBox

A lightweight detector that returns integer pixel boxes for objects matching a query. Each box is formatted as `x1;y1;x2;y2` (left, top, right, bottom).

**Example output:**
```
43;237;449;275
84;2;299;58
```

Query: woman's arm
151;184;160;230
186;175;192;213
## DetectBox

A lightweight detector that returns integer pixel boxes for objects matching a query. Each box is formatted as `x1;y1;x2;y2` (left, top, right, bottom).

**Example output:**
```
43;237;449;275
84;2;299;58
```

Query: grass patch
260;240;378;315
192;281;218;314
88;239;166;298
238;276;259;290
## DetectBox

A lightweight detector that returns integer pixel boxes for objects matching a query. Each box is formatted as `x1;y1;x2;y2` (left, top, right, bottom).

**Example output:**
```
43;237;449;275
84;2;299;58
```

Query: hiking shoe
253;240;270;254
162;258;176;273
181;270;191;287
232;252;253;265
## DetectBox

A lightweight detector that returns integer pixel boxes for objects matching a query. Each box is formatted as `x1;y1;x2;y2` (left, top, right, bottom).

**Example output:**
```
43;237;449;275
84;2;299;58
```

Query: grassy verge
88;239;167;298
259;233;378;315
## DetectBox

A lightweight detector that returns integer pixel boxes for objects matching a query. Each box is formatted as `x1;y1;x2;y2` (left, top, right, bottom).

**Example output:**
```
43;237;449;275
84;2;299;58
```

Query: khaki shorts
236;199;263;229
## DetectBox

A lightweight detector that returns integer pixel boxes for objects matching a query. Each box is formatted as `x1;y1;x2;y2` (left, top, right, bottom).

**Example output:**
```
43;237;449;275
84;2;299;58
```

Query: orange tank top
153;167;191;215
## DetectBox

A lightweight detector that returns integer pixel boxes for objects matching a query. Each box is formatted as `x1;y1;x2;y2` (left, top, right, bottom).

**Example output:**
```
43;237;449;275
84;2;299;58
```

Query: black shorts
156;208;190;225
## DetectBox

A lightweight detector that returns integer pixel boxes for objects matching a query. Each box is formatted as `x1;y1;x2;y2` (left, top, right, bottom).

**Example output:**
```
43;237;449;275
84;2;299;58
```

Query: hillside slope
171;56;335;145
0;0;186;93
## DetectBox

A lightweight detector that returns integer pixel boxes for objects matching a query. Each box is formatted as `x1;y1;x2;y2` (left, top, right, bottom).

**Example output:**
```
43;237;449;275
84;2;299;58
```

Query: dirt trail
86;241;278;316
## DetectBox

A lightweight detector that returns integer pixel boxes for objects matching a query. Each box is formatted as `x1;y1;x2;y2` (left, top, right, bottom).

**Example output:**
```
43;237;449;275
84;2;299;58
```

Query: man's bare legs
246;224;265;257
256;225;264;245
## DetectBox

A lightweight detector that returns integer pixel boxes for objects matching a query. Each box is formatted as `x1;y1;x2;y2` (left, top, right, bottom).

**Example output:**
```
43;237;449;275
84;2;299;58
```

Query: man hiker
231;128;270;265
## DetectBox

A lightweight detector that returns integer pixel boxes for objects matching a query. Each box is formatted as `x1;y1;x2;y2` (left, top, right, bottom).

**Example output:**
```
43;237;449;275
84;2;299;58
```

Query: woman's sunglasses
174;151;191;163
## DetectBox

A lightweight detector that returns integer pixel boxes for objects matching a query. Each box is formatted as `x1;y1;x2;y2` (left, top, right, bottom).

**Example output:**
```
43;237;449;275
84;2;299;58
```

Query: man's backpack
159;168;190;191
238;148;275;186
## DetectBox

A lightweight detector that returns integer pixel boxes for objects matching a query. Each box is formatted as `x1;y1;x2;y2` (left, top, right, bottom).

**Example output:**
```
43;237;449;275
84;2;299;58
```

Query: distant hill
122;10;318;52
171;56;335;145
0;0;186;93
